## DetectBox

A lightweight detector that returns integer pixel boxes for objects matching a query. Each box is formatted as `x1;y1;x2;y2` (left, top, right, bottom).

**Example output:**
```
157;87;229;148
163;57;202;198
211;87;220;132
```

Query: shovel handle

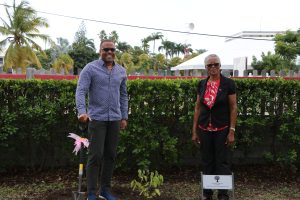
79;163;84;175
78;163;83;192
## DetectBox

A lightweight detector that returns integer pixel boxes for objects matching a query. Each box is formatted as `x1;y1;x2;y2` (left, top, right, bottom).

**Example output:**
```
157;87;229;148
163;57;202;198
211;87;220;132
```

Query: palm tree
98;30;107;41
138;53;150;72
53;54;74;75
183;43;193;57
120;52;134;72
117;41;132;53
56;37;71;54
109;31;119;43
195;49;207;55
0;0;51;72
175;43;185;57
130;46;144;65
149;32;163;54
141;38;150;53
159;40;175;59
73;37;96;51
154;53;166;70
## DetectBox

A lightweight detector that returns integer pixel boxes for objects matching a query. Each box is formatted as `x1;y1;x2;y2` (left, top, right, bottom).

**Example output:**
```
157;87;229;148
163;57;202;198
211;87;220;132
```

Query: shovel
72;122;88;200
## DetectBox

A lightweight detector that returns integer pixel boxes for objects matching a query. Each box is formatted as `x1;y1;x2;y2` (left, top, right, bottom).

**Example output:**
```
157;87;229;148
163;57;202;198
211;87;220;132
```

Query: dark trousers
86;120;120;195
199;128;231;199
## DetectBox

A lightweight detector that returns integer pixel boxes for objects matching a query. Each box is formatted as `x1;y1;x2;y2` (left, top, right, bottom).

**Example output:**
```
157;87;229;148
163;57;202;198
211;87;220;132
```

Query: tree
98;30;119;43
275;29;300;61
148;32;163;54
130;46;144;65
116;41;132;53
52;54;74;74
153;53;166;70
168;57;182;67
34;49;51;69
138;53;151;72
182;52;200;62
251;51;296;72
120;52;134;73
73;22;96;51
98;30;107;41
183;43;193;57
69;22;98;74
158;40;175;59
55;37;71;54
31;38;71;70
45;37;71;64
0;0;51;72
195;49;207;55
174;43;185;57
109;30;119;43
141;38;150;53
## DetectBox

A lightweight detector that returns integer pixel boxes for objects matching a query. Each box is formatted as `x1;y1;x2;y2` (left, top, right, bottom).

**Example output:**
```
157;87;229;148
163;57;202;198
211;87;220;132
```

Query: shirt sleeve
228;79;236;95
75;65;92;115
120;72;129;120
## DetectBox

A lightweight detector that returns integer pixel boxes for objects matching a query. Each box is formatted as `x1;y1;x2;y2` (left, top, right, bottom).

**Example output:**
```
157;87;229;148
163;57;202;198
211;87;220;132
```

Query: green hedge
0;79;299;171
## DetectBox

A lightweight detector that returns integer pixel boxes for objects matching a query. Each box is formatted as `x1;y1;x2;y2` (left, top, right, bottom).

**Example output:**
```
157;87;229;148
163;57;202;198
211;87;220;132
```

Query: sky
0;0;299;53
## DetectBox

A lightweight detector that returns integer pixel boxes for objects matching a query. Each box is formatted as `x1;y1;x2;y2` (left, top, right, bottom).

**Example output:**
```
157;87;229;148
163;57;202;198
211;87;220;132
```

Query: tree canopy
0;0;51;72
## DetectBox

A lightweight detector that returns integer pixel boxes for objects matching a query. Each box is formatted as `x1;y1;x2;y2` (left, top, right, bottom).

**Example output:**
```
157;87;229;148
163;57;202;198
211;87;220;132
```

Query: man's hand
78;114;89;123
226;130;235;146
120;119;127;130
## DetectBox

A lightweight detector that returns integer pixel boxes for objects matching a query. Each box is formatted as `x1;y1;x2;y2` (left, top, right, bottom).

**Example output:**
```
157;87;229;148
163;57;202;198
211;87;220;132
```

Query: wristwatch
230;127;236;132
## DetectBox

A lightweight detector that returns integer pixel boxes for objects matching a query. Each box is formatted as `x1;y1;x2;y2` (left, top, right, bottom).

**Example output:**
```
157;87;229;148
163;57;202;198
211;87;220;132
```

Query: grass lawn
0;165;299;200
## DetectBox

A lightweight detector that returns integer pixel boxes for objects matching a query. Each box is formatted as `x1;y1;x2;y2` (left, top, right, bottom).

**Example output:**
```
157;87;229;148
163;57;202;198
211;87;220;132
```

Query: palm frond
3;43;16;69
26;33;50;41
0;38;10;51
0;16;11;30
24;37;43;51
0;26;11;36
31;17;49;28
22;39;42;67
4;5;13;28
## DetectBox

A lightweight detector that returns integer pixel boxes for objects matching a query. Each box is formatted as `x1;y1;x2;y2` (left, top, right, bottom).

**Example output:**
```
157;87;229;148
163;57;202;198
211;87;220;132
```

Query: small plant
130;169;164;199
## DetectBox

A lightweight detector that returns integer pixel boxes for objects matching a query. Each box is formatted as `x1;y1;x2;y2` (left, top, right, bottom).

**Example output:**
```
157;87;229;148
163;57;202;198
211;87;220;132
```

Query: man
76;39;128;200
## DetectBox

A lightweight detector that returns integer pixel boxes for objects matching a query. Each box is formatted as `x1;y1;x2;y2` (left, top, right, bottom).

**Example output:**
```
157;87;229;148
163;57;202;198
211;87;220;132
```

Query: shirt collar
99;59;116;68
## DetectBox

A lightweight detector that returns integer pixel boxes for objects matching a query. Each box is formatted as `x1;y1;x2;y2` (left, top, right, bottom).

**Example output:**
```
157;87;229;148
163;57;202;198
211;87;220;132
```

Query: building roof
171;31;280;71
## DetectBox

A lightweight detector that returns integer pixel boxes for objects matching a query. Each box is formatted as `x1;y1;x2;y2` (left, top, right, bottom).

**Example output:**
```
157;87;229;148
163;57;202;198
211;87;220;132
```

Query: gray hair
204;54;221;66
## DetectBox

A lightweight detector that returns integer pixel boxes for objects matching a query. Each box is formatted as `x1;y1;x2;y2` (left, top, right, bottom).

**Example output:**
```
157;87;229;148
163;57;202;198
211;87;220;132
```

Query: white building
0;50;4;67
171;31;285;76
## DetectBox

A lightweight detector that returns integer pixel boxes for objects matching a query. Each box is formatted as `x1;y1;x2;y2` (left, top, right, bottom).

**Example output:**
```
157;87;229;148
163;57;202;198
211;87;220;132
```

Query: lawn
0;165;299;200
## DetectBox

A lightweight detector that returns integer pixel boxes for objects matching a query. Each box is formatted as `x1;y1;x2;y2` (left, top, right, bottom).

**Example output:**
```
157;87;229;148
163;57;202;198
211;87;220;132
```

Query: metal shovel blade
72;191;86;200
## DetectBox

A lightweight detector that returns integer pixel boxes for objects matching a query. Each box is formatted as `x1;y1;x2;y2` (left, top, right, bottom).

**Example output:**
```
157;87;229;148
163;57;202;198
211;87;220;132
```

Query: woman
192;54;237;200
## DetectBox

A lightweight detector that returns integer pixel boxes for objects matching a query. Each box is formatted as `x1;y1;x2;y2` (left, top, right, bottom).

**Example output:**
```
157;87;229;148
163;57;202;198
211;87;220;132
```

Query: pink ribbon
68;133;89;155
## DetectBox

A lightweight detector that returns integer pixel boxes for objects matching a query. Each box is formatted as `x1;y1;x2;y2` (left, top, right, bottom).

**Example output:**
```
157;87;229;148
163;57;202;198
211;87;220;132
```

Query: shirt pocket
111;72;122;87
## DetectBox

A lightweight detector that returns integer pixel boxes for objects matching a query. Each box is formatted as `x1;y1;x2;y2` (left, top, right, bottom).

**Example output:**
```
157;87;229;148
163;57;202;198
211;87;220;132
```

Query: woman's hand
192;129;200;145
226;130;235;146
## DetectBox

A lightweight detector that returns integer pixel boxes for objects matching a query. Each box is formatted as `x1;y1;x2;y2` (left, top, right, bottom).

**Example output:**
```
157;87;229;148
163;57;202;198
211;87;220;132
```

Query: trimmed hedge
0;78;299;171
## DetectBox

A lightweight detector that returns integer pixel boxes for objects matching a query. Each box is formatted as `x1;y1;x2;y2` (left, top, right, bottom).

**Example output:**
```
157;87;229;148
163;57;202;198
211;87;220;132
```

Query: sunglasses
102;48;116;52
206;63;220;68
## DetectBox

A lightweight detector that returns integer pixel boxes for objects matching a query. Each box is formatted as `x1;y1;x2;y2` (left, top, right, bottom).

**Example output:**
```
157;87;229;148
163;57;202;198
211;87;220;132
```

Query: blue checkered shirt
76;59;128;121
